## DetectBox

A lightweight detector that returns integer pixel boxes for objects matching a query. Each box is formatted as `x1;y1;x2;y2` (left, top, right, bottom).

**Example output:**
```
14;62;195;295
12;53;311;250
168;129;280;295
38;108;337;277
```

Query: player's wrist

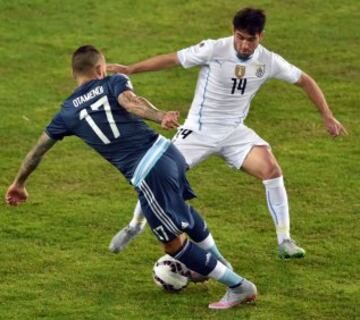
13;177;27;188
14;181;25;189
128;65;137;75
158;111;167;123
322;111;334;121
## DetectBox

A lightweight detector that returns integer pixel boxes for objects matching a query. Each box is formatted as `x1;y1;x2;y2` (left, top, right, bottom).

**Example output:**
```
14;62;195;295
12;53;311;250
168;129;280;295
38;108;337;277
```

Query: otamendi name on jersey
73;86;104;107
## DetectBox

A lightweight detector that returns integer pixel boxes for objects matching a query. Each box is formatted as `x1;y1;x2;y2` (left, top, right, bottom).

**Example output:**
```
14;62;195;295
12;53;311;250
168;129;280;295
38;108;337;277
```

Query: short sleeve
177;39;215;68
269;52;302;83
45;112;72;140
109;74;134;98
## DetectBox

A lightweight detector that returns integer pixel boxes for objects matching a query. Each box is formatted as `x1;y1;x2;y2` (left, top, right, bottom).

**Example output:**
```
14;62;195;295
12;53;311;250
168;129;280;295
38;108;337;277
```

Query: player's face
233;29;263;60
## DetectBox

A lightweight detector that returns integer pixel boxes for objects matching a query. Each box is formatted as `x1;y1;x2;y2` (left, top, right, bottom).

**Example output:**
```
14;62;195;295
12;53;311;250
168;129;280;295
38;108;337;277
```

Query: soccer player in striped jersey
108;7;347;259
5;45;257;309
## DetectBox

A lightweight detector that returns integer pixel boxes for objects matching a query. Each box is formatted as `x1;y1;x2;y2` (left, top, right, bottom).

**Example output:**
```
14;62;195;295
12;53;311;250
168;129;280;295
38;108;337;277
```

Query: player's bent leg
139;185;256;307
242;146;305;259
137;151;256;308
186;206;233;271
241;146;282;180
179;206;233;282
167;237;256;309
109;200;147;253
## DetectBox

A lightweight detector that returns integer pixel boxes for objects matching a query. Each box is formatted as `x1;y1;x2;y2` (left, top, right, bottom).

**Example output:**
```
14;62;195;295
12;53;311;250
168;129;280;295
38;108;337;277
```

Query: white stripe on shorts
140;181;181;235
131;135;170;187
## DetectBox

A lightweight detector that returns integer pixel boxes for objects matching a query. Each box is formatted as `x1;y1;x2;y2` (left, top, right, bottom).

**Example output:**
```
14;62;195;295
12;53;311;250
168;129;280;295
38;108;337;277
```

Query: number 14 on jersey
231;78;247;95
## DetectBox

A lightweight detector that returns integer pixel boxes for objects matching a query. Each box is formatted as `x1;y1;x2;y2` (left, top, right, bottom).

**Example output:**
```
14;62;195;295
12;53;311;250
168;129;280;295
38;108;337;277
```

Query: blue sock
172;240;243;287
171;240;217;276
194;232;227;263
183;207;229;267
186;207;228;263
207;259;243;287
219;269;243;287
208;244;225;261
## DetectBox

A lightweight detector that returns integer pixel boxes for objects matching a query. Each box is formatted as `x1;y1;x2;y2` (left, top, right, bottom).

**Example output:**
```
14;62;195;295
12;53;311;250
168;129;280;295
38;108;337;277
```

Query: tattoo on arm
118;91;165;123
14;132;57;185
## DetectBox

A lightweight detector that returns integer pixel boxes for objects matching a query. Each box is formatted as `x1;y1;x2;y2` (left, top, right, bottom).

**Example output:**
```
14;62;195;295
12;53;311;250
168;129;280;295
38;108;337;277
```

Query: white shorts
172;124;269;169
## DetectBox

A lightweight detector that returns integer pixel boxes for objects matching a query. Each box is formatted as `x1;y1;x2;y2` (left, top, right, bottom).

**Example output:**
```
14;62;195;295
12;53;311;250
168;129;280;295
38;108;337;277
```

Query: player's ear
95;63;104;78
95;64;101;74
259;31;264;41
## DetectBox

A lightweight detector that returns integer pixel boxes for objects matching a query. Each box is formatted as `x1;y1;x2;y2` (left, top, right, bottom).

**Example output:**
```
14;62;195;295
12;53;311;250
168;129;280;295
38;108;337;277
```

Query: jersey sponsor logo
73;86;104;107
205;253;211;266
255;64;266;78
235;65;246;79
181;221;189;229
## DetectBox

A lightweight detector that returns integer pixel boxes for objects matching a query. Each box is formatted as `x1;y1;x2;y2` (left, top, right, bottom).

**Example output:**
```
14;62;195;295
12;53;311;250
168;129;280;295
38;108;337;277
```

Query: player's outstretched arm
5;132;57;206
107;52;180;75
118;90;179;129
296;72;348;137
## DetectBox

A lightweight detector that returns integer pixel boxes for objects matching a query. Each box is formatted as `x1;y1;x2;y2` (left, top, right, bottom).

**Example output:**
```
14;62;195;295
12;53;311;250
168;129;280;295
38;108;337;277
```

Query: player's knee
163;234;186;255
261;162;282;180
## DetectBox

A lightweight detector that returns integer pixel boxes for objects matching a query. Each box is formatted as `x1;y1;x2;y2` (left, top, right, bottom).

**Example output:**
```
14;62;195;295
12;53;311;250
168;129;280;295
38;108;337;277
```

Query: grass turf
0;1;359;319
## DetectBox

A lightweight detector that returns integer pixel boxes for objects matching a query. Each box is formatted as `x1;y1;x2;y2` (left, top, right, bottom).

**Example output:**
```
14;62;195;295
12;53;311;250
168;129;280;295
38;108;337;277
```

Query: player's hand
323;115;348;137
161;111;180;130
107;64;132;75
5;183;28;206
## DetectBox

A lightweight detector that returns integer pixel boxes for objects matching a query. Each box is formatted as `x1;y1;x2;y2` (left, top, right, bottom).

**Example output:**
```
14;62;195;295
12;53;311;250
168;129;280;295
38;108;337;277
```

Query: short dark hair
233;8;266;35
72;45;103;75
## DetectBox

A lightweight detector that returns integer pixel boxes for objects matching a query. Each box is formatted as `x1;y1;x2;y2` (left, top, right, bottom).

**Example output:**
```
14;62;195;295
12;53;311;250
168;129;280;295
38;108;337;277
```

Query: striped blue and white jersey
177;36;302;131
46;74;169;185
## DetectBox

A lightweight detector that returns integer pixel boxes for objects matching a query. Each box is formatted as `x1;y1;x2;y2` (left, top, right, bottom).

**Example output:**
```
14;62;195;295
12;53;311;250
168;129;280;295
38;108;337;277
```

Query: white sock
129;201;147;230
263;176;290;244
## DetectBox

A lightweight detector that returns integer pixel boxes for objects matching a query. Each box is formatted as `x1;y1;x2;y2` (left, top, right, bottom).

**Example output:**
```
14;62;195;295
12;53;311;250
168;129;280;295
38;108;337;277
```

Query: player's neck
76;73;104;87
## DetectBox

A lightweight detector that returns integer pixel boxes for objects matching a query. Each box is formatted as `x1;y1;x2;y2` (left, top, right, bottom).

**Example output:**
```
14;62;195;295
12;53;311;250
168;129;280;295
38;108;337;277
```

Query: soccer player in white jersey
107;8;347;259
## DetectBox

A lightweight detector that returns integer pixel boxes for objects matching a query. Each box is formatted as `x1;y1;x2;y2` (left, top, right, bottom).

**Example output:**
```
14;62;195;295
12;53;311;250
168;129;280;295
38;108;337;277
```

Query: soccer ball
153;254;190;292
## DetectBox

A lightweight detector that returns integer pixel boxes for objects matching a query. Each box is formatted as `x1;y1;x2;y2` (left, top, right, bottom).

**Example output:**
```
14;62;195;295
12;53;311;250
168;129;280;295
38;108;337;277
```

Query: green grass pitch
0;1;359;319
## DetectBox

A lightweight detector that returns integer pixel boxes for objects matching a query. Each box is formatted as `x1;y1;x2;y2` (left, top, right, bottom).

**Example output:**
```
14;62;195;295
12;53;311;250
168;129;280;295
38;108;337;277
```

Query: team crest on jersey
255;64;265;78
235;65;246;78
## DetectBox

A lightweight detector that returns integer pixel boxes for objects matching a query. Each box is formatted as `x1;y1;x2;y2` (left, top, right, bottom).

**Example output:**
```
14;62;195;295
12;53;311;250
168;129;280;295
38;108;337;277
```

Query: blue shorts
136;144;196;243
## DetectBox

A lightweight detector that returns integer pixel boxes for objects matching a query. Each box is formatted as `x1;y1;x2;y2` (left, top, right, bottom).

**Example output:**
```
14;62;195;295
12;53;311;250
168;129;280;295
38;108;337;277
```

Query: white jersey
177;36;302;131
